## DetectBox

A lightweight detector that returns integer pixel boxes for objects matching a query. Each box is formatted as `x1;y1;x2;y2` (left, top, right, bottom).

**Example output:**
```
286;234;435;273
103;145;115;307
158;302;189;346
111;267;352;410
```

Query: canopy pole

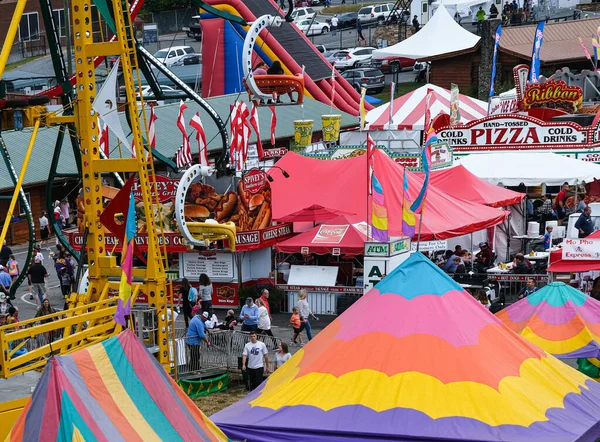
416;212;424;251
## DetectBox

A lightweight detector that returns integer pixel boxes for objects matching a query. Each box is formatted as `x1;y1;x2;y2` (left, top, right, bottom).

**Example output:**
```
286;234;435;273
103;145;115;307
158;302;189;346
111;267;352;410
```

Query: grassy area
4;55;45;72
193;374;249;417
374;81;421;104
321;4;376;14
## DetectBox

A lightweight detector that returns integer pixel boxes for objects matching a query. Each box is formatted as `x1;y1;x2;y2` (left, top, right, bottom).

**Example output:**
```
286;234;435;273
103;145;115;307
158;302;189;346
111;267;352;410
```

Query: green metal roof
0;94;358;191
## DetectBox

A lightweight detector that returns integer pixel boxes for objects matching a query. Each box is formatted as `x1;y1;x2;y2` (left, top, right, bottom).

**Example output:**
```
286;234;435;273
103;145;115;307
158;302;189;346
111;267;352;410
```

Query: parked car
171;54;201;66
379;55;415;73
357;3;402;24
184;15;202;41
296;19;329;36
291;7;316;22
120;85;178;100
326;12;358;29
341;68;385;94
333;47;376;69
314;44;327;54
324;50;349;64
153;46;196;67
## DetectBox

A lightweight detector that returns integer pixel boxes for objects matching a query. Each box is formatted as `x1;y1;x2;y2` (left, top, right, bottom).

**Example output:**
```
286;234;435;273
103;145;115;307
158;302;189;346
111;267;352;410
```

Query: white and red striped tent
366;84;488;131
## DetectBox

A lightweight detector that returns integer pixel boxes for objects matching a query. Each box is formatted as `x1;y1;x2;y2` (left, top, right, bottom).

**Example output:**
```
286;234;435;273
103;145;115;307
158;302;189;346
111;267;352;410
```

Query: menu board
180;252;235;280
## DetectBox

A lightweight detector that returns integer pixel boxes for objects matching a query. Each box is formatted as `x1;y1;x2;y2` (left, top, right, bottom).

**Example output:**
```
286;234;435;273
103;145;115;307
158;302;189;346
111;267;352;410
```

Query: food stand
70;172;294;308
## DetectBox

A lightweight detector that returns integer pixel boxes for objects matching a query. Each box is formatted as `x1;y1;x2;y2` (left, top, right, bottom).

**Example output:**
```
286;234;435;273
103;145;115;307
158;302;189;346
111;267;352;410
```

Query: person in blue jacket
239;297;259;332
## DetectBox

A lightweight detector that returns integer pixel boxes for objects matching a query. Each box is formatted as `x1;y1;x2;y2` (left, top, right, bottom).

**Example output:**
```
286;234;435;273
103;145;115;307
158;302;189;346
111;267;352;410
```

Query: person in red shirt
259;288;271;320
554;182;570;225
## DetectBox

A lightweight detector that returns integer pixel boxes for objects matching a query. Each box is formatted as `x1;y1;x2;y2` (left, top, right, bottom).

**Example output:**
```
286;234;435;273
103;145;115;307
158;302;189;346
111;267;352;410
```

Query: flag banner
176;100;191;167
115;191;136;326
579;37;592;60
190;112;209;166
360;88;367;130
249;103;264;160
147;104;157;160
269;106;277;146
529;21;545;83
99;118;109;158
450;83;461;126
402;168;416;237
389;82;396;127
366;134;387;242
410;89;436;214
490;24;502;97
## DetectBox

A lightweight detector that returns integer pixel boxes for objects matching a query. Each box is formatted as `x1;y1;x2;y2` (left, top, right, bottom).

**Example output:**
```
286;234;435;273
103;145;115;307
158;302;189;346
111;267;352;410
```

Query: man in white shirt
242;331;269;390
331;15;339;36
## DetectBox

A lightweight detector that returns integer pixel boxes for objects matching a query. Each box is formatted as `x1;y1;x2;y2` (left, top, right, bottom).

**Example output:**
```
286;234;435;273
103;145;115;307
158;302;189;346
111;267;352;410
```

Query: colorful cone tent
496;282;600;359
213;253;600;441
6;330;228;442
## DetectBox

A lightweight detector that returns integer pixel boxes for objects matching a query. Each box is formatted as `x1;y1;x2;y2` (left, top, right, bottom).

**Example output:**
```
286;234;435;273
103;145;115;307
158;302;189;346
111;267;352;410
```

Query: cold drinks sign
437;114;595;151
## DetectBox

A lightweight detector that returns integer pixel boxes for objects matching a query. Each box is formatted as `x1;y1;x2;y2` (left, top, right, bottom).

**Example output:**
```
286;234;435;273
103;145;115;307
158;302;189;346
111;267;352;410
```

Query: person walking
6;255;19;285
331;15;339;36
239;297;259;332
259;288;271;320
199;273;213;316
0;240;12;267
296;289;318;341
27;256;48;305
256;298;273;337
289;306;305;346
356;20;366;46
242;331;269;391
476;6;486;34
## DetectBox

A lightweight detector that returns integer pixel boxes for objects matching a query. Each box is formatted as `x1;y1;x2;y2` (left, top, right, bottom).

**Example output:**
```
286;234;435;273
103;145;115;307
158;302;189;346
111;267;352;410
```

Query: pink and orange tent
213;253;600;441
5;330;228;442
496;282;600;359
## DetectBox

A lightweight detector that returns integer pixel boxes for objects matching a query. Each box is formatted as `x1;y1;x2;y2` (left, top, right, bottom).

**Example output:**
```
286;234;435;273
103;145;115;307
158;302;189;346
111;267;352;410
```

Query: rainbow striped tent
496;282;600;359
5;330;228;442
213;253;600;441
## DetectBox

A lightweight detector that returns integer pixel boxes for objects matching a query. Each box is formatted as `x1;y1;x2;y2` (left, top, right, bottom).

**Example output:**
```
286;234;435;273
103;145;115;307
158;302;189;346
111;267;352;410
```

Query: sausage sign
437;114;594;151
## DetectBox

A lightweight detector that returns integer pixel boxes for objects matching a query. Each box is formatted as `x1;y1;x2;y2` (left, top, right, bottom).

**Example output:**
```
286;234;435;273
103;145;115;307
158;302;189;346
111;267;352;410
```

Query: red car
379;56;415;73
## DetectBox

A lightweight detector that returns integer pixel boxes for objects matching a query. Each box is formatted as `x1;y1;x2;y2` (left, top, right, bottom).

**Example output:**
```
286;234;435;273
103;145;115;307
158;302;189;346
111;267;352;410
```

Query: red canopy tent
269;150;508;240
275;215;367;255
274;205;355;223
425;165;525;208
548;230;600;273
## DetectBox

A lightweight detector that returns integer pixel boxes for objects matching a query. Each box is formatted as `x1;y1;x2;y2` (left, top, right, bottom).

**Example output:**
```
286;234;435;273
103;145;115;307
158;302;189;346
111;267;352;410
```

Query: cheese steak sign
69;222;293;253
437;114;592;151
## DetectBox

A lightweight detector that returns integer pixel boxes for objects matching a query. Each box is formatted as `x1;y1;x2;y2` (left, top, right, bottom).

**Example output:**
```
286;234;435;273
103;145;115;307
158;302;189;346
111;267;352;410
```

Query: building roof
499;18;600;64
372;5;480;60
0;94;358;191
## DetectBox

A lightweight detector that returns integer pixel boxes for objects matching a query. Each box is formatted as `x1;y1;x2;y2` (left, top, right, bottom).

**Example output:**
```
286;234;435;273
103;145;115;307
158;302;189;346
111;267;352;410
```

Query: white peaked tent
373;5;480;60
366;83;487;130
458;152;600;186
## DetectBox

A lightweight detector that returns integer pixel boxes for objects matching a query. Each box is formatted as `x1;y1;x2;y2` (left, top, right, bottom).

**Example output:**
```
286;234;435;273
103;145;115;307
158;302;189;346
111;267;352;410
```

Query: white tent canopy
372;5;480;60
457;152;600;186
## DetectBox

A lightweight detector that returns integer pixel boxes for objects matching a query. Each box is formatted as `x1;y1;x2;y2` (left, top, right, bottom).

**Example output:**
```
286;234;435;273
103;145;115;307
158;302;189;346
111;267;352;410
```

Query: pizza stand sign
562;238;600;260
436;113;600;152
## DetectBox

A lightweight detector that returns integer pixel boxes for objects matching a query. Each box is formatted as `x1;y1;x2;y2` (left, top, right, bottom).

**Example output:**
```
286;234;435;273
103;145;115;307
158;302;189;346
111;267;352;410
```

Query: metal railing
175;329;282;379
452;272;549;304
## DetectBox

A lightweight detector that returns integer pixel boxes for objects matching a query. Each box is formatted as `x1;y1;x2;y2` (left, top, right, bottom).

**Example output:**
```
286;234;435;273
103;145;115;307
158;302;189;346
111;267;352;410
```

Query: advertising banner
74;173;293;252
562;238;600;260
312;225;349;244
180;252;235;279
437;114;589;151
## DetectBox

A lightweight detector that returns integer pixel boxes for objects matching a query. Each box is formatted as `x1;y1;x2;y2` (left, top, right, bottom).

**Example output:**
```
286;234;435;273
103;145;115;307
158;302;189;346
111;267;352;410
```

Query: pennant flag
148;104;157;159
593;37;599;66
92;58;132;154
269;105;277;146
366;134;387;242
115;191;136;326
402;168;416;238
190;112;209;166
330;62;337;104
489;24;502;97
450;83;461;126
98;118;109;158
360;87;367;130
529;21;545;83
238;101;251;166
229;102;240;168
579;37;592;60
410;89;436;214
175;100;192;167
248;103;264;160
388;82;395;127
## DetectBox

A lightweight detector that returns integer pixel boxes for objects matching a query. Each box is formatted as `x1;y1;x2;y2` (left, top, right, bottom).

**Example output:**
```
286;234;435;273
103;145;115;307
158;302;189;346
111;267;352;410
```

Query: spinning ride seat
243;74;305;105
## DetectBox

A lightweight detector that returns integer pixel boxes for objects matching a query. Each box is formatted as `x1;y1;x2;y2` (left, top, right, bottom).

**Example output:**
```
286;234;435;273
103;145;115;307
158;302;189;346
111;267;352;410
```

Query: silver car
341;68;385;94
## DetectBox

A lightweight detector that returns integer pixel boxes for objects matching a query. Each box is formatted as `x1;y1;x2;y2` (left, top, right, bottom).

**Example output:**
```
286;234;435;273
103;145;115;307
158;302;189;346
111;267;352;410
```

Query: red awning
274;204;355;223
548;231;600;273
425;165;525;208
276;215;367;255
269;150;508;241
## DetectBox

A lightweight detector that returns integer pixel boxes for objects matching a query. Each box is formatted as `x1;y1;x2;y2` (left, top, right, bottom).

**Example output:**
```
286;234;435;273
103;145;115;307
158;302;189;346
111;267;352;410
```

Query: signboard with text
180;252;235;279
411;240;448;252
562;238;600;260
364;238;411;257
312;225;349;244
